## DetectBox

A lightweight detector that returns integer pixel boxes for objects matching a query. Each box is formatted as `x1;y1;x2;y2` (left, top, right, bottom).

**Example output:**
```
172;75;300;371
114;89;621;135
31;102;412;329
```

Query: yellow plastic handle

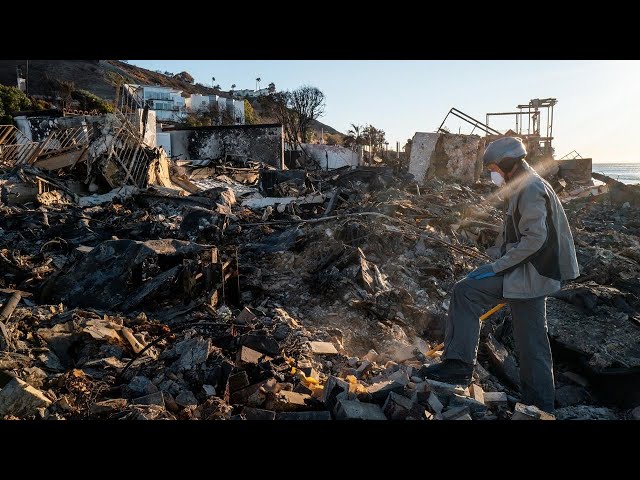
427;304;507;359
427;342;445;357
479;303;507;322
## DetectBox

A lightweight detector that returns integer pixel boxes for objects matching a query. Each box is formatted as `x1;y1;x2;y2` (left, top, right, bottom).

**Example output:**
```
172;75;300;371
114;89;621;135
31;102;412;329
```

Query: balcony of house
148;100;179;112
143;90;174;101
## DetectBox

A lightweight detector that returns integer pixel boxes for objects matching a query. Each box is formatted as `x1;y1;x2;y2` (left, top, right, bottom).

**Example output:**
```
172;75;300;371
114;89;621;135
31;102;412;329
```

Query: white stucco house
232;88;272;98
123;84;186;122
123;84;245;124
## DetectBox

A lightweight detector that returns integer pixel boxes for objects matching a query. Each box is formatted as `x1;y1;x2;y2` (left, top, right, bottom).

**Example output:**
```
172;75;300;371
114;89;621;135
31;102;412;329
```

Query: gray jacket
487;162;580;299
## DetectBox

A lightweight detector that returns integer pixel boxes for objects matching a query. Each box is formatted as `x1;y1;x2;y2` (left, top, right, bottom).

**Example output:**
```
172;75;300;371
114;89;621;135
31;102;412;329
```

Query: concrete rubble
408;132;482;185
0;113;639;420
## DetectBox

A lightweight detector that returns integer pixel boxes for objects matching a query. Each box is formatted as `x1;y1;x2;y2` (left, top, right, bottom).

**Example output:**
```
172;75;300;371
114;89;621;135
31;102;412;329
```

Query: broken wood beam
323;187;342;216
0;292;21;323
0;292;21;351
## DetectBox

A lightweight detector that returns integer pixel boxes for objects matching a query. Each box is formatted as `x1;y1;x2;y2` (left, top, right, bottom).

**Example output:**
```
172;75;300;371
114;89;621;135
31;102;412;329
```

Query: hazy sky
130;60;640;163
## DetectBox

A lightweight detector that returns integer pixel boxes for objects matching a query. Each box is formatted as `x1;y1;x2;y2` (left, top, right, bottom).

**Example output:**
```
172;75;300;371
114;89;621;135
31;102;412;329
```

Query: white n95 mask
491;171;505;187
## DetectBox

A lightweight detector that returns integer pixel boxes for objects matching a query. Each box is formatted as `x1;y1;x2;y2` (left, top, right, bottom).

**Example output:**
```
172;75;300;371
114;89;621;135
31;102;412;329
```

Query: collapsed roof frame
437;98;558;158
437;108;501;136
1;107;158;188
485;98;558;154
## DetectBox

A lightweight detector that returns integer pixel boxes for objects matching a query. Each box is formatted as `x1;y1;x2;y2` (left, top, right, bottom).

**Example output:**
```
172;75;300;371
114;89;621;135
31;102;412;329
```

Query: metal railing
0;125;41;165
437;107;501;136
3;103;155;189
119;84;144;114
37;124;94;159
99;116;154;188
0;125;29;145
0;124;96;167
559;150;583;160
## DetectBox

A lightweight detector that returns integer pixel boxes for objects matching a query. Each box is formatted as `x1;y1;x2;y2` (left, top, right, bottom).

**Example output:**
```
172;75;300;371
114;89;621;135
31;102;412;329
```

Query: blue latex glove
467;263;496;280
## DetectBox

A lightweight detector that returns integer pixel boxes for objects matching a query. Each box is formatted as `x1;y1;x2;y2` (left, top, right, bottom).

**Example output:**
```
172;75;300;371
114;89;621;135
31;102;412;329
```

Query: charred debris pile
1;118;639;420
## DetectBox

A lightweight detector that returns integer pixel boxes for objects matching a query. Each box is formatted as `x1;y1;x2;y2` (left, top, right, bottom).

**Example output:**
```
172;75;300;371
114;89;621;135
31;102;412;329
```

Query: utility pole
26;60;29;96
369;129;372;165
396;141;400;159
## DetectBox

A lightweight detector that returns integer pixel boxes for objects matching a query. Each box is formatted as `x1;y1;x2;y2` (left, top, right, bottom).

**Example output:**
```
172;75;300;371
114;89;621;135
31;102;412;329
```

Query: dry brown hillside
0;60;343;137
0;60;227;101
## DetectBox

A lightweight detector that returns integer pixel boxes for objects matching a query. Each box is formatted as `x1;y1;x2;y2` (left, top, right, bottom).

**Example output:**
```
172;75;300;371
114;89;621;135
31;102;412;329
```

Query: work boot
419;359;473;386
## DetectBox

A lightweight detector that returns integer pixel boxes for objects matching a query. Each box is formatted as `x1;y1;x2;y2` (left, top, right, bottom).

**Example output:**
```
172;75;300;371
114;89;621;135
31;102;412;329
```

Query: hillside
0;60;226;101
0;60;343;137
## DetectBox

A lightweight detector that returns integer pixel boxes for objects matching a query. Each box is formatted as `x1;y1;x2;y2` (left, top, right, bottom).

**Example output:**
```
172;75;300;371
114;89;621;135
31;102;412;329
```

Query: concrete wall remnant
157;132;172;157
15;110;155;147
298;144;359;170
135;109;157;148
408;133;439;184
435;133;482;184
14;113;101;143
558;158;592;184
408;132;481;185
169;124;284;169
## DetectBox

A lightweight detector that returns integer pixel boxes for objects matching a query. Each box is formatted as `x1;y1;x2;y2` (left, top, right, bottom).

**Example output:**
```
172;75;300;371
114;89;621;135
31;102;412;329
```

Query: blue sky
130;60;640;163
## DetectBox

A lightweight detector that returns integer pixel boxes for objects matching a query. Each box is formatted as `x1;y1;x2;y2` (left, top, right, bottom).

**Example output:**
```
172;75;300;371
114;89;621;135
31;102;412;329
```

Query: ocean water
591;163;640;185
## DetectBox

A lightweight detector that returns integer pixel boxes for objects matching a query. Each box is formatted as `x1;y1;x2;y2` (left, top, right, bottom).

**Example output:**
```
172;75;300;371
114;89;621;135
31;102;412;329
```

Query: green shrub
31;99;51;111
71;89;114;113
0;85;32;124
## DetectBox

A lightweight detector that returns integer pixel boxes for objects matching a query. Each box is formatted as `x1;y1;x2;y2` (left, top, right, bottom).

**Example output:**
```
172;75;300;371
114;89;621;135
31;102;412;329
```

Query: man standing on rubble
420;137;580;413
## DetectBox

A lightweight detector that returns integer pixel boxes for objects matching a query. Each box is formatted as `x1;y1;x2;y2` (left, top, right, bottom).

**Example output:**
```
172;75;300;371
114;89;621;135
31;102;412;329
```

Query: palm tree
345;123;362;151
231;84;236;89
256;77;261;90
212;77;215;87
